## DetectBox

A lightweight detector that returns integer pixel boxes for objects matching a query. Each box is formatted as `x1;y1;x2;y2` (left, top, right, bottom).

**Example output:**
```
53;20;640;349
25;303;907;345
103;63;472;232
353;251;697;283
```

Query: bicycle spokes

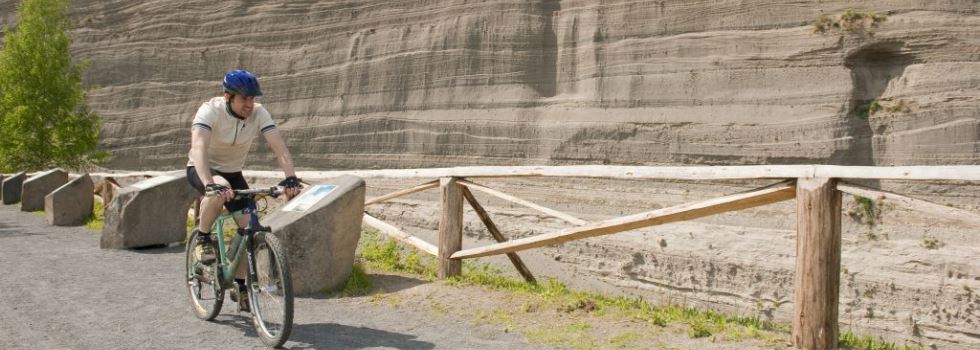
249;233;293;347
186;231;224;320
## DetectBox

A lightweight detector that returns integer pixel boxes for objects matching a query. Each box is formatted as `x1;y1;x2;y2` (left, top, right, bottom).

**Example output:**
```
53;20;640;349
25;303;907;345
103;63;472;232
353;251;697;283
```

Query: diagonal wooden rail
456;179;587;226
461;187;536;283
451;180;796;259
365;180;439;206
362;213;439;256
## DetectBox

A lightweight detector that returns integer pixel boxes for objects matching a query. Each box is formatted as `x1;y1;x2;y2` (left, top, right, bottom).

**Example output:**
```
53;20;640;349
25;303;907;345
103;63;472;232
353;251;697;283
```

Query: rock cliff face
2;0;975;169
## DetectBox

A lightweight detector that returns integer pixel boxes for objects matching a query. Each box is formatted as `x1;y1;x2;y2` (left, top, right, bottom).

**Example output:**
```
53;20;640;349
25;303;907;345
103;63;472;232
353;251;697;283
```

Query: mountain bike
185;187;294;348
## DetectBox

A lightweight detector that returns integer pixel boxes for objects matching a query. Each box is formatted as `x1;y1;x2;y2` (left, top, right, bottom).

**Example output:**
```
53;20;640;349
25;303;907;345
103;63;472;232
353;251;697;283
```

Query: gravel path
0;204;550;350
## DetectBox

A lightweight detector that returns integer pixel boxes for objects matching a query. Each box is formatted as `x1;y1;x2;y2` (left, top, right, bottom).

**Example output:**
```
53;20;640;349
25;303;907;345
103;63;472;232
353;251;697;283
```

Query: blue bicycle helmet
222;69;263;96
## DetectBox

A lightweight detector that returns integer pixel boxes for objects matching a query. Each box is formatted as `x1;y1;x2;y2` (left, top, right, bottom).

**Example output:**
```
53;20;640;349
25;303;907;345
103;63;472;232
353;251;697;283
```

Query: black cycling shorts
186;166;250;213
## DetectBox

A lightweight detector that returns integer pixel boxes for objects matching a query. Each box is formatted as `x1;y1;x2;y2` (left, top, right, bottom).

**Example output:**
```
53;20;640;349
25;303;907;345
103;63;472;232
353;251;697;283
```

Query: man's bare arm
263;129;296;178
190;127;214;185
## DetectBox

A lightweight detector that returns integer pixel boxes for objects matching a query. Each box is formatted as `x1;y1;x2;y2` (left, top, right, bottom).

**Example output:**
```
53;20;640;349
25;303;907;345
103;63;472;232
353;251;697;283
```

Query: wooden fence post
438;177;464;278
793;177;841;350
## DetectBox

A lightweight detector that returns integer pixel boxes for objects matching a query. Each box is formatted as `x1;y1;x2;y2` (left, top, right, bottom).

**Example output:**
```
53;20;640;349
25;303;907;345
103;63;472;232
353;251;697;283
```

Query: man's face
226;93;256;118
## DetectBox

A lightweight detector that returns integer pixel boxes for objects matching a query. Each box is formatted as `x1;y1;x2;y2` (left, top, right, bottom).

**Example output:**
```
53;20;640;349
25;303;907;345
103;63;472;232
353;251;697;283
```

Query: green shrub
885;99;912;113
84;200;104;231
921;236;940;250
814;9;887;34
0;0;106;172
856;100;882;120
341;263;374;296
838;331;923;350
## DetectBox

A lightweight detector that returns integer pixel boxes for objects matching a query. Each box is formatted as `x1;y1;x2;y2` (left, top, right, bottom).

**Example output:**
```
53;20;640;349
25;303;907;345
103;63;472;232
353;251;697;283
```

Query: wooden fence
97;165;980;349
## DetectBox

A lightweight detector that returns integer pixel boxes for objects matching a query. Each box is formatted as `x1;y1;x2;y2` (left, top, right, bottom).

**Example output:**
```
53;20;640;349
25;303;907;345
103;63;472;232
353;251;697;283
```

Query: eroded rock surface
1;0;966;169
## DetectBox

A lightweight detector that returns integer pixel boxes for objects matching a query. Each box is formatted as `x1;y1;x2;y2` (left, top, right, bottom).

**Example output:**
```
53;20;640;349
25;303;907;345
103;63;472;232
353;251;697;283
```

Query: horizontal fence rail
82;164;980;182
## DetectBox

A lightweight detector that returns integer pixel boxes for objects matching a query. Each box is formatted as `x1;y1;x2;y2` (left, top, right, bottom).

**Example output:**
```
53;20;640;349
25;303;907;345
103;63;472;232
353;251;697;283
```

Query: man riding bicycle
186;69;301;312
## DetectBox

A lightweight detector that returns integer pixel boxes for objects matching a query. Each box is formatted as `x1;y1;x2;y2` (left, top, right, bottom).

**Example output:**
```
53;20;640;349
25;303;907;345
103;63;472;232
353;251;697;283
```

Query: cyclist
186;69;301;312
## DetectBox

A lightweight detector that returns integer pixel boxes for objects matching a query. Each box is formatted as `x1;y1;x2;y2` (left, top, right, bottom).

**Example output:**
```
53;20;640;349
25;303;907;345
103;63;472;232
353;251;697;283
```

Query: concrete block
21;169;69;212
263;175;365;295
101;172;199;249
2;172;27;204
45;174;94;226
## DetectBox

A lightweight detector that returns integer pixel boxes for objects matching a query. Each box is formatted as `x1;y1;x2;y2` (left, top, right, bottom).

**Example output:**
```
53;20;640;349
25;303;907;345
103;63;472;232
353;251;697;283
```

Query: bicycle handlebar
205;186;285;199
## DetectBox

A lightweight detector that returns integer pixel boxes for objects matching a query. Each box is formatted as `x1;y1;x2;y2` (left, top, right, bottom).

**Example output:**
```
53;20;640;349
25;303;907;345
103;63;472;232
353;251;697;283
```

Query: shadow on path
290;323;436;350
216;315;435;350
308;273;429;300
130;243;185;254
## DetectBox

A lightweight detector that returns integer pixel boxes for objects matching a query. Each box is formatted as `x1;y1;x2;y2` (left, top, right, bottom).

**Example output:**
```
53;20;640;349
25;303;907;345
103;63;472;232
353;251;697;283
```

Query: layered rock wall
3;0;974;169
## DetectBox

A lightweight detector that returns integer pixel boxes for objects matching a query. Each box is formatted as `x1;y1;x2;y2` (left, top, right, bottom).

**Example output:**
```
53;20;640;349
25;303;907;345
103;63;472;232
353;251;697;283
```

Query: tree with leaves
0;0;104;172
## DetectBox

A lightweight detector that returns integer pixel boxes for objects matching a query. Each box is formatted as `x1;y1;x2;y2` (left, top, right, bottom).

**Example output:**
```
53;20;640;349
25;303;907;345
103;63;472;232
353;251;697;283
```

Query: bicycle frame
210;198;266;290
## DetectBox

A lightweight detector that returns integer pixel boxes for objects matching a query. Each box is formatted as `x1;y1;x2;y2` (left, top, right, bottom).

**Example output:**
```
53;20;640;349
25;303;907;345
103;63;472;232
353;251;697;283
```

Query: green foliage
850;195;882;227
838;331;923;350
921;236;940;250
341;263;374;296
884;99;912;113
0;0;106;172
814;9;888;34
358;229;438;279
687;318;713;338
856;100;882;120
607;331;642;349
84;199;104;230
525;322;596;350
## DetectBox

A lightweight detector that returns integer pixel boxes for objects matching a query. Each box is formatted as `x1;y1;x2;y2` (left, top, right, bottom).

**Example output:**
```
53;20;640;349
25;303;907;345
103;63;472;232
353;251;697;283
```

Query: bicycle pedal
194;245;217;265
199;255;216;265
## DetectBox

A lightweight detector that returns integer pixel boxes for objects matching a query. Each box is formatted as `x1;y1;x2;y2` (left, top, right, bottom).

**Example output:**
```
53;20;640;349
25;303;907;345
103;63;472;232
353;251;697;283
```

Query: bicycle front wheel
249;232;294;347
186;230;224;320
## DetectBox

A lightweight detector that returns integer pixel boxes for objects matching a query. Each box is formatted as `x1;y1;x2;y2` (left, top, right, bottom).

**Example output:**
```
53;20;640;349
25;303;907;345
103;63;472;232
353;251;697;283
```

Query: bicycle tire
248;232;294;347
185;230;224;320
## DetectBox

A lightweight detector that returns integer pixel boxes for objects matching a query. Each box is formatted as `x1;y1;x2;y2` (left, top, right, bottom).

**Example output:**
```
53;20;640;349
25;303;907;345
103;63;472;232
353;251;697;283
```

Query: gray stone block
45;174;95;226
101;172;199;249
2;172;27;204
21;169;70;212
263;175;365;295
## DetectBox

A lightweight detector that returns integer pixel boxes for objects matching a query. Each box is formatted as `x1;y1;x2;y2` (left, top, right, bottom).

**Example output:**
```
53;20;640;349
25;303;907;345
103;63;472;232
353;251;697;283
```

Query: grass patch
85;200;105;231
358;230;782;342
839;331;923;350
357;228;915;349
341;262;373;296
607;331;643;349
359;229;437;279
474;308;517;331
525;322;596;350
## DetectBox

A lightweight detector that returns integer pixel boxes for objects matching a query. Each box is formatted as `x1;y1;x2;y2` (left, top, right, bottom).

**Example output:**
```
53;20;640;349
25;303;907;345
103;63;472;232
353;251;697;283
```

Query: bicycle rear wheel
249;232;294;347
186;231;224;320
